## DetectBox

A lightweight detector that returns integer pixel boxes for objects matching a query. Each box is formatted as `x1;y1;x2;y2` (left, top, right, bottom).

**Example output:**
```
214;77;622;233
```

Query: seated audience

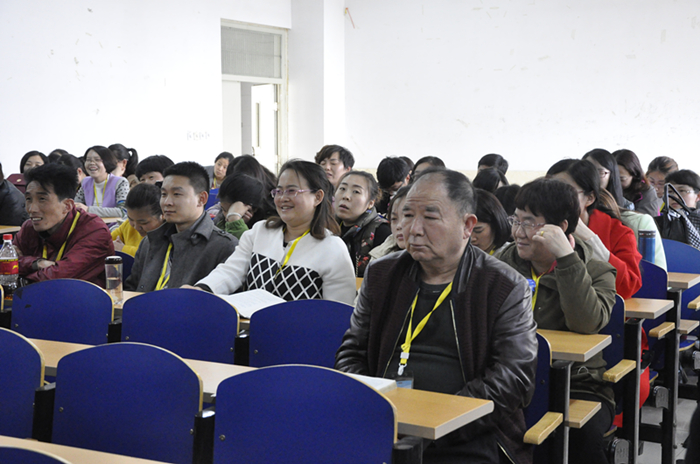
472;167;508;193
655;169;700;249
547;159;642;299
109;143;139;187
57;154;86;186
473;189;511;255
135;154;174;184
336;168;537;463
14;164;113;285
20;151;48;174
498;178;616;464
409;155;445;182
193;160;356;305
212;173;265;239
647;156;679;199
369;185;410;261
206;151;234;189
477;153;509;175
74;146;130;220
0;162;28;226
335;171;391;277
125;162;238;291
494;184;520;216
111;183;164;257
614;149;661;215
375;156;411;215
314;144;354;189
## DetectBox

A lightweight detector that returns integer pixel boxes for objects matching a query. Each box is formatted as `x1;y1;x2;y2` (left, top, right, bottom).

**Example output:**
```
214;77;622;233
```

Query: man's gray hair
413;168;476;216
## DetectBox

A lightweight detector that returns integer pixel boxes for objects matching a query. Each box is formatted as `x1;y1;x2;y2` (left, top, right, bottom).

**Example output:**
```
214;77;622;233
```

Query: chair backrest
115;251;135;282
12;279;114;345
249;299;354;368
206;188;219;210
634;259;668;300
0;447;71;464
52;342;202;464
7;173;26;193
662;238;700;321
213;365;396;464
524;333;552;429
121;288;238;363
600;295;626;369
0;328;44;438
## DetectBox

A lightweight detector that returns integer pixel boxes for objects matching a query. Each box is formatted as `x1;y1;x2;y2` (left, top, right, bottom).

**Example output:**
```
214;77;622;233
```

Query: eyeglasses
270;188;315;198
677;188;699;196
85;157;103;164
508;216;546;233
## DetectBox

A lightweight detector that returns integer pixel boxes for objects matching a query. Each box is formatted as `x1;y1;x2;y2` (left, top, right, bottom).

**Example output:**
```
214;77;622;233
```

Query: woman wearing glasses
194;160;356;304
499;178;617;464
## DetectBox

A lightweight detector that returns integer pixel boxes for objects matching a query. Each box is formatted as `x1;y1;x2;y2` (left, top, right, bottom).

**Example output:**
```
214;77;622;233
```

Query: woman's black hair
83;146;118;173
109;143;139;178
387;185;411;218
478;153;509;174
583;148;626;208
266;159;339;239
337;170;382;204
475;188;511;250
613;149;648;201
19;151;48;173
215;152;234;164
48;149;70;163
226;155;276;219
125;183;162;217
472;167;508;193
218;173;264;213
494;184;520;216
647;156;679;176
547;158;620;220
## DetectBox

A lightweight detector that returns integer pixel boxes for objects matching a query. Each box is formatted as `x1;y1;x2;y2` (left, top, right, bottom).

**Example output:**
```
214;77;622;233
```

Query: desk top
384;388;493;440
624;298;674;320
100;217;122;223
30;338;489;439
0;225;21;234
667;272;700;290
537;329;611;362
0;435;167;463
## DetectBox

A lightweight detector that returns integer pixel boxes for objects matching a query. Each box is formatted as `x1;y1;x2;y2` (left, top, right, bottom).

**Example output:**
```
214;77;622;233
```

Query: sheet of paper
218;289;286;319
347;373;397;394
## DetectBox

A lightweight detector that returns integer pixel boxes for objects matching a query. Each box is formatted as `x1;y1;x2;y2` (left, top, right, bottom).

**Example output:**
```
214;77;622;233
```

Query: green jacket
499;237;617;406
215;217;249;240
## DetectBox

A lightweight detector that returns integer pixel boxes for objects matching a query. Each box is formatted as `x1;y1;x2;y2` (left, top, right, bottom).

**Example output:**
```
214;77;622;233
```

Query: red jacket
588;209;642;299
14;206;114;286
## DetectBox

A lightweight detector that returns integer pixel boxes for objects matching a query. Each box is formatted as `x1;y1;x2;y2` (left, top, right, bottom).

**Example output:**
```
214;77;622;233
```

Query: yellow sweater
110;220;143;257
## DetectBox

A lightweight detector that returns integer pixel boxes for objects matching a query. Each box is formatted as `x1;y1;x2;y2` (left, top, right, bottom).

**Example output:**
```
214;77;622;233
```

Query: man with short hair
135;155;175;184
125;162;238;292
314;144;354;188
14;164;113;285
375;156;411;215
336;169;537;463
0;162;28;226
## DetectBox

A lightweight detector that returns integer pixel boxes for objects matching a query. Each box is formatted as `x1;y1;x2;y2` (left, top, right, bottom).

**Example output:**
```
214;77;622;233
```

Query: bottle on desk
105;255;123;305
638;229;656;262
0;234;18;309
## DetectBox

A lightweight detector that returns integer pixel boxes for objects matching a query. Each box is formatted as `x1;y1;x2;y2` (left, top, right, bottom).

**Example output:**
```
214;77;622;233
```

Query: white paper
218;289;286;319
347;373;397;394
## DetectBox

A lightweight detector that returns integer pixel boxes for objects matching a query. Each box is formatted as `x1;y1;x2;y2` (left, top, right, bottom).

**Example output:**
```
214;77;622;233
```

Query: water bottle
0;234;19;309
105;255;123;306
638;229;656;262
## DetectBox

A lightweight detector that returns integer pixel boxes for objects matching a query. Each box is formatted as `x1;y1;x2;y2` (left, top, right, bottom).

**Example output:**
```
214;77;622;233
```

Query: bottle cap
105;256;123;265
3;234;12;241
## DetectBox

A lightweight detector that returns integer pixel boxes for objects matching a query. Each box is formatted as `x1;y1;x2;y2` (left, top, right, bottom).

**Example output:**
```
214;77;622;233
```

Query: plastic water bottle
105;255;123;305
0;234;19;308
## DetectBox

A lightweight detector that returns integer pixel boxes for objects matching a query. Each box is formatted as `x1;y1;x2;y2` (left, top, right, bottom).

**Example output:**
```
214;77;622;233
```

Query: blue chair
12;279;114;345
249;299;353;368
213;365;396;464
206;188;219;210
662;238;700;322
0;447;70;464
121;288;238;363
115;251;135;282
51;342;202;464
0;328;44;438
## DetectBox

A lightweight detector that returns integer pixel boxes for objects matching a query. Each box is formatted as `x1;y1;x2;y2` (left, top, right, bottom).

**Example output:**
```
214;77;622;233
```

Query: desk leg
621;318;642;464
550;360;572;464
662;289;681;464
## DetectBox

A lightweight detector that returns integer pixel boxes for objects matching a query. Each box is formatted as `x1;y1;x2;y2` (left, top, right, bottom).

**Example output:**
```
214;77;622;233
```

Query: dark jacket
498;237;617;407
125;212;238;292
339;208;390;277
0;179;28;226
335;245;537;464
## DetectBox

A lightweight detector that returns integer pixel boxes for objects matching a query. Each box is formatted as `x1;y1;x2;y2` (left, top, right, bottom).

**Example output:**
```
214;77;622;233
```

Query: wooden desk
100;217;122;224
384;388;493;440
0;225;21;234
537;329;611;362
667;272;700;290
114;291;141;310
624;298;674;319
0;435;167;463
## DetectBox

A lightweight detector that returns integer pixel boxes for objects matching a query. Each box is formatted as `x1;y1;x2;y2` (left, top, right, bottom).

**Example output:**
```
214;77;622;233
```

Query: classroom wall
0;0;291;171
343;0;700;174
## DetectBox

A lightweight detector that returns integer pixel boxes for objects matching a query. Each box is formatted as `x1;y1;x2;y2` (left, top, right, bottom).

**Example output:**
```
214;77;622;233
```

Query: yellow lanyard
212;178;217;189
43;212;81;261
93;176;108;207
530;268;543;310
275;229;310;278
155;243;173;290
398;282;453;375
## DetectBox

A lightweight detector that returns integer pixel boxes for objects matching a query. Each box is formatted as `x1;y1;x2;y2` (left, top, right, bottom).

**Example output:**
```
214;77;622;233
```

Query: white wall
0;0;291;172
344;0;700;173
